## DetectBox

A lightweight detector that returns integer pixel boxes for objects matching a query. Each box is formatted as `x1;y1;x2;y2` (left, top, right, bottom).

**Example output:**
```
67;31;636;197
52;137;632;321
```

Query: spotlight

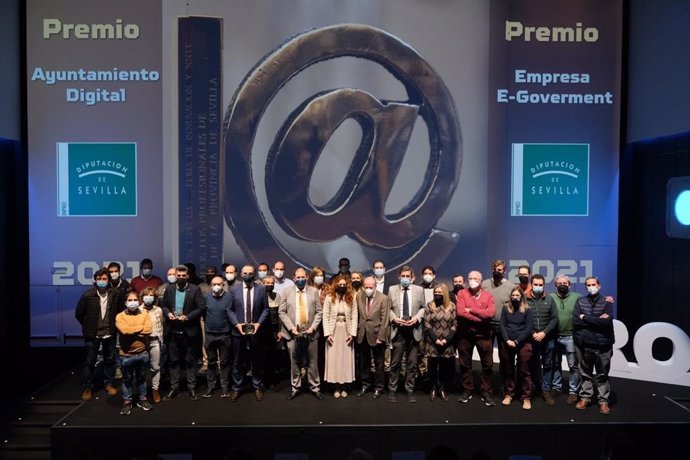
667;176;690;238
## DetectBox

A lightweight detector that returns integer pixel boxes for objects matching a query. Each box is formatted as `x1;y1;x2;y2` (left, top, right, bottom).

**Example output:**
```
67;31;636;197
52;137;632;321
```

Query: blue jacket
573;293;614;347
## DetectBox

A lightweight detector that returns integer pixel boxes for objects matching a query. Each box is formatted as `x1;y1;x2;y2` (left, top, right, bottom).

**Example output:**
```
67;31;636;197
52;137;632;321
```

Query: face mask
96;280;109;289
313;275;324;286
364;288;375;297
557;285;569;295
142;268;152;277
167;275;177;284
257;270;268;280
295;278;307;289
176;279;187;289
492;271;503;281
335;286;347;295
532;286;544;294
352;280;362;290
212;285;224;294
205;275;214;284
225;273;236;282
143;295;155;306
243;274;256;284
511;298;521;308
518;275;529;284
339;265;349;274
587;286;599;296
468;280;480;290
273;269;284;279
126;300;139;311
400;278;411;288
110;272;120;281
453;285;464;294
373;268;385;278
423;274;434;284
433;294;444;305
265;285;274;294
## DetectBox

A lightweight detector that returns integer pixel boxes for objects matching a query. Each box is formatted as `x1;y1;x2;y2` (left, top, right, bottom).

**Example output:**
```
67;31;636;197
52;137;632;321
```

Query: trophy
242;323;256;335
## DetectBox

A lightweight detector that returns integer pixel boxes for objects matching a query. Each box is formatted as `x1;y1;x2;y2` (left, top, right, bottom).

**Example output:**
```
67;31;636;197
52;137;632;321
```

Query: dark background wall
0;0;689;382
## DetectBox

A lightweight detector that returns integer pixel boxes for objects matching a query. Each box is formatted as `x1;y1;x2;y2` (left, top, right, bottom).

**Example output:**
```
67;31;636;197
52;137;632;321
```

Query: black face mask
351;280;362;290
335;286;347;296
453;285;464;293
433;294;444;305
518;275;529;284
492;271;503;281
243;274;255;285
511;298;521;308
176;279;187;290
557;285;569;295
265;285;274;294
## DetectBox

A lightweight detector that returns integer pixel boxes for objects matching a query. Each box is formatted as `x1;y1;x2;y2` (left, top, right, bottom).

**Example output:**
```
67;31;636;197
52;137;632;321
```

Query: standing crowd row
75;258;615;416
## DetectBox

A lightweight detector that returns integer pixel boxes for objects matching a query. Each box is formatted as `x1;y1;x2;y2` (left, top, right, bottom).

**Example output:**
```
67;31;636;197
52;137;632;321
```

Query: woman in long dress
322;275;358;397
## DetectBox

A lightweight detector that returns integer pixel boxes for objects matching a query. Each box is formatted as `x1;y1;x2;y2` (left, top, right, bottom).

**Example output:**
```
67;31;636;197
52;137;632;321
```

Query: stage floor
37;369;690;460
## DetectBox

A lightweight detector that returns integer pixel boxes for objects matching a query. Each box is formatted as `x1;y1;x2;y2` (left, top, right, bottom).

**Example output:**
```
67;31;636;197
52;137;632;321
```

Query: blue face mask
295;278;307;289
532;286;544;294
96;280;108;289
400;278;411;288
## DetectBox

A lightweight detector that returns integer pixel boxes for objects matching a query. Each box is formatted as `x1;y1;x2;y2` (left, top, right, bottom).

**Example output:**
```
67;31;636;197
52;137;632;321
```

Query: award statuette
242;323;256;335
401;316;412;322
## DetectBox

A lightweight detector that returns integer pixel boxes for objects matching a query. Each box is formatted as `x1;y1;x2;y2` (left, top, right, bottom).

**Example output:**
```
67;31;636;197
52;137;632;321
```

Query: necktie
367;296;372;315
245;286;252;323
402;287;410;318
298;290;307;326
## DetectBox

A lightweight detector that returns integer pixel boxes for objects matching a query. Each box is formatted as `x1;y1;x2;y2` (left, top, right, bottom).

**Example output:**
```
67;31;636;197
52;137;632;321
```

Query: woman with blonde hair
322;275;358;397
500;286;534;409
423;283;457;401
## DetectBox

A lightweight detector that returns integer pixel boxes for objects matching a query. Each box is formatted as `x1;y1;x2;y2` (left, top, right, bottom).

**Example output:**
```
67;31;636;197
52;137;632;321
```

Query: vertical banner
177;17;223;269
488;0;622;299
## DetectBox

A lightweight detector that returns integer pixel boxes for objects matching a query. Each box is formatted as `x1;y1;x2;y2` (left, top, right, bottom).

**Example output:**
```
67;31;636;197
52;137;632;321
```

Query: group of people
74;258;615;416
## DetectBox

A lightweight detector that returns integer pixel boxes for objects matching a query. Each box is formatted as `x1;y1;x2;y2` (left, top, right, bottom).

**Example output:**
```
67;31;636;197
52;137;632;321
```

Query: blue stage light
667;177;690;238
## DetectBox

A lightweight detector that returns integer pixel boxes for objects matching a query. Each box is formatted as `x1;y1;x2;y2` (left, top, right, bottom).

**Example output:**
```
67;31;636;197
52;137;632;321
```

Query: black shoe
287;390;300;401
457;391;472;403
120;402;132;415
439;389;448;401
372;390;382;399
407;391;417;403
313;391;324;400
388;391;397;403
430;389;437;401
220;389;231;399
188;389;199;401
480;392;495;407
162;388;179;401
203;388;214;398
137;399;153;411
254;389;264;401
357;387;369;397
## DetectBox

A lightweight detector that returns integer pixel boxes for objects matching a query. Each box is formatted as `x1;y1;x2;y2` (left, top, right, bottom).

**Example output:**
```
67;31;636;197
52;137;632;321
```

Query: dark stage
7;365;685;460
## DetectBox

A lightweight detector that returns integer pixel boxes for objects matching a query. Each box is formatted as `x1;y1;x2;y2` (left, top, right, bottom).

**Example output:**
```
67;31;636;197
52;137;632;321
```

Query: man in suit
160;264;206;401
387;265;426;403
227;264;270;401
279;267;324;400
356;276;391;399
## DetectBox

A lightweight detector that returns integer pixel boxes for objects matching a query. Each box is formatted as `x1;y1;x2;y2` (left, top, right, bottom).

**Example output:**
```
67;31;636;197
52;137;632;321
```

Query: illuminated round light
675;191;690;225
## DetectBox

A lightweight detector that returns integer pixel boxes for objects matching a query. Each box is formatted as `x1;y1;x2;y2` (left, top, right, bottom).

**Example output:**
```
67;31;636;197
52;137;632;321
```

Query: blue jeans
119;352;150;402
553;335;580;395
83;337;116;390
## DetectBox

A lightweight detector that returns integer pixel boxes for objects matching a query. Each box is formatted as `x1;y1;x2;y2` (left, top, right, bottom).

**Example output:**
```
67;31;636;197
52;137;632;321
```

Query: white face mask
468;280;480;289
225;273;236;282
587;286;599;296
110;272;120;281
257;270;268;280
373;268;385;277
532;285;544;294
167;275;177;284
273;269;284;279
143;295;155;306
126;300;139;311
141;268;152;277
313;275;324;286
212;285;224;294
423;274;434;284
364;288;375;297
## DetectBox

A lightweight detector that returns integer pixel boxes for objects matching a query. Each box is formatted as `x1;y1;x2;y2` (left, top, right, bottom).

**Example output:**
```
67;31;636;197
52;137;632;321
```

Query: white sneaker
334;391;341;398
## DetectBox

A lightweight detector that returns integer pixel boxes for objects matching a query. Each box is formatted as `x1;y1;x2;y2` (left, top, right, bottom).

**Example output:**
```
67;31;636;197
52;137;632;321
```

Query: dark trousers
358;341;386;391
231;334;265;391
83;337;116;390
264;334;289;387
530;337;556;393
499;341;533;399
389;328;419;393
457;334;493;394
491;322;508;392
427;356;454;391
205;332;232;391
167;332;200;390
576;344;612;404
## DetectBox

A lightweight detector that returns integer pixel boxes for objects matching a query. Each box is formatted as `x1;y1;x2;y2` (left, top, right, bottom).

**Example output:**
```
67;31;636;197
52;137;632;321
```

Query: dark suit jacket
161;283;206;337
227;282;270;337
356;290;391;346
